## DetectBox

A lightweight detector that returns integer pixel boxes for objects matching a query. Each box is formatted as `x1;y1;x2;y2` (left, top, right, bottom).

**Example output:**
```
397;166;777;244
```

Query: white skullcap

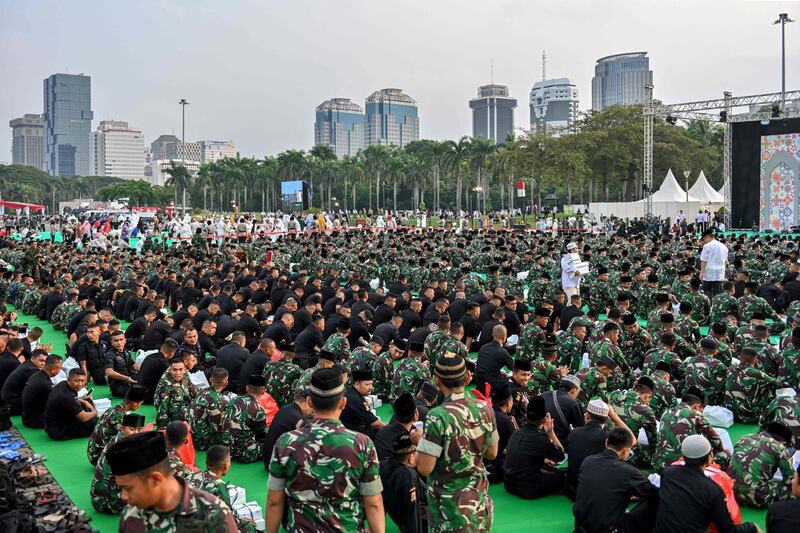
566;242;578;250
587;399;609;417
681;434;712;459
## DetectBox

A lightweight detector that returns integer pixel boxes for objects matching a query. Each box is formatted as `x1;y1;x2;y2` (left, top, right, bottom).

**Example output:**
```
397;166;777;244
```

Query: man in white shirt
561;242;583;298
699;229;728;297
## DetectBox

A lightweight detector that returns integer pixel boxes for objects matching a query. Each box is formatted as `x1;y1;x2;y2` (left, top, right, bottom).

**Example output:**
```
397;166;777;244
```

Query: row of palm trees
167;133;571;214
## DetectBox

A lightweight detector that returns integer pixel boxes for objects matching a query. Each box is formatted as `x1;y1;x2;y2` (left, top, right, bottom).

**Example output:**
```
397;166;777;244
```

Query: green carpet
7;306;768;532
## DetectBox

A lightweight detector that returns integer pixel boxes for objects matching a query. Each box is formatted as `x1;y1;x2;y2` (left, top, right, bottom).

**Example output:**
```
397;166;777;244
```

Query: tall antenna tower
542;50;546;81
490;58;494;84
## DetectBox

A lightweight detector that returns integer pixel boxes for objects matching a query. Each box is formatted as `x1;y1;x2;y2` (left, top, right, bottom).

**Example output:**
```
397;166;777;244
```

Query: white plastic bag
516;271;529;281
704;405;734;428
189;371;210;390
714;427;734;455
94;398;112;416
135;349;159;368
776;387;797;398
638;427;649;447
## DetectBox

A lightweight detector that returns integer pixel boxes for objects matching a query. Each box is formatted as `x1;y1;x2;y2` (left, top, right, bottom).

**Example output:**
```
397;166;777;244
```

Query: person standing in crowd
380;434;429;533
700;229;729;298
415;353;498;532
266;367;384;532
561;242;583;299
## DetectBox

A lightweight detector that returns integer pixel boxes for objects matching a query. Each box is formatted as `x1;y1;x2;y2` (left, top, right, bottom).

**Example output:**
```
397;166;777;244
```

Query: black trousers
505;469;565;499
574;498;658;533
109;379;130;398
702;280;723;298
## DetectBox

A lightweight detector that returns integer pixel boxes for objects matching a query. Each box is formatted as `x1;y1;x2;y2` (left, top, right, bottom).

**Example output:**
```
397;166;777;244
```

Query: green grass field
7;306;769;532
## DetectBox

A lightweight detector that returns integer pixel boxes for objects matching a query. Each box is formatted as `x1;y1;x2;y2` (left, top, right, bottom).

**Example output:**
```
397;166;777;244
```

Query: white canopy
688;171;724;203
649;169;700;202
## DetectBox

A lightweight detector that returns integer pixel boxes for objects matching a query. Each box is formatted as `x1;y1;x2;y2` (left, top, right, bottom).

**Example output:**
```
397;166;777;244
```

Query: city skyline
1;0;798;164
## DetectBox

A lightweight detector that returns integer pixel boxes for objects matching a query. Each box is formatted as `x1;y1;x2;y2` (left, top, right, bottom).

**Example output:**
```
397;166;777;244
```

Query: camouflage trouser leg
428;487;493;533
632;444;654;469
232;441;263;464
712;450;730;470
735;481;792;508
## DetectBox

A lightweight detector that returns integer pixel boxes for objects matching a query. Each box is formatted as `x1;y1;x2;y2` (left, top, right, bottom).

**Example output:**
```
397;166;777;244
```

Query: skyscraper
591;52;653;111
199;140;237;164
150;134;200;162
314;98;364;158
90;120;145;180
364;88;419;147
43;73;93;177
469;84;517;143
9;114;44;169
530;78;579;135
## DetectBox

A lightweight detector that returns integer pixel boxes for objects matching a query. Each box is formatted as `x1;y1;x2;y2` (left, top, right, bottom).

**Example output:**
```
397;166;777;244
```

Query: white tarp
688;171;725;203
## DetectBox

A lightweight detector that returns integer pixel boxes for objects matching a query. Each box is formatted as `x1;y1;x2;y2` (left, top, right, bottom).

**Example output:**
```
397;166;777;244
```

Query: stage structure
643;87;800;226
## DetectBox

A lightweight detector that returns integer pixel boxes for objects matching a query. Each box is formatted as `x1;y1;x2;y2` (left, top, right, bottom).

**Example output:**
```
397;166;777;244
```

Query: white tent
650;169;700;202
688;171;725;203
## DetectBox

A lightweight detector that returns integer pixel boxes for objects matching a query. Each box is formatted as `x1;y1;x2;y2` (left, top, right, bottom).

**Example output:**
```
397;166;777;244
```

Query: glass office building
314;98;364;158
364;88;419;147
470;84;517;143
591;52;653;111
43;73;93;177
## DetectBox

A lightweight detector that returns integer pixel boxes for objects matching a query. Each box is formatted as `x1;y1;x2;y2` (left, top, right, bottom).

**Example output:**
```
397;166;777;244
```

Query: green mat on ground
7;306;768;532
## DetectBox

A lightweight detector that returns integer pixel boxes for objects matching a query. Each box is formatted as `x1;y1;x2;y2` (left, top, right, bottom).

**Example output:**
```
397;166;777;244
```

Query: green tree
442;136;472;213
164;161;192;211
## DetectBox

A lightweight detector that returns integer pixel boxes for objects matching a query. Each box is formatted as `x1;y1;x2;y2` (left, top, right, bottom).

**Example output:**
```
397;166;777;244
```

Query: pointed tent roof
650;169;700;202
688;171;724;203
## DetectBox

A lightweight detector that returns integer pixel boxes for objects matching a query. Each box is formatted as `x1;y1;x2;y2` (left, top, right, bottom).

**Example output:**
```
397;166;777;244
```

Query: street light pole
178;98;190;212
774;13;794;112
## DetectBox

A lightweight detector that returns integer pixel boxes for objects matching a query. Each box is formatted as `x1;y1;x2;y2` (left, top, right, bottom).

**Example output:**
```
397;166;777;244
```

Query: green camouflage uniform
710;292;739;325
526;278;551;309
221;395;267;463
684;353;728;404
518;323;547;360
423;330;449;366
346;346;378;373
653;401;727;472
186;470;231;506
586;279;614;314
608;389;657;467
643;345;683;379
746;339;781;376
527;359;562;396
557;331;585;372
576;366;608;408
51;301;80;331
760;396;800;449
738;294;779;322
391;356;431;402
91;433;125;514
620;327;653;370
688;291;711;326
268;418;383;532
649;374;676;419
778;343;800;389
729;433;794;508
322;332;351;358
262;359;303;406
154;373;197;429
118;480;238;531
86;403;126;466
187;388;227;450
371;352;394;401
416;392;498;533
589;339;628;390
675;315;701;344
168;447;195;480
646;307;671;335
20;287;41;315
724;364;782;423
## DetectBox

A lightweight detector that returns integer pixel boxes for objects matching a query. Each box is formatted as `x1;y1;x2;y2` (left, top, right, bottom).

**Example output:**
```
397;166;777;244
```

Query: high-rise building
150;134;200;162
530;78;579;135
43;73;93;177
149;159;200;187
9;114;44;169
199;140;237;164
314;98;364;158
364;88;419;147
89;120;145;180
591;52;653;111
469;84;517;143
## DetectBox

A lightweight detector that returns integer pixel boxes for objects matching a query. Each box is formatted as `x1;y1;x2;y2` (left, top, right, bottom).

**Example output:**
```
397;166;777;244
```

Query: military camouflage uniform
649;373;676;419
684;353;728;405
87;403;126;466
262;359;303;406
746;338;782;376
778;344;800;388
576;366;608;409
642;345;682;379
729;433;794;508
371;352;394;401
423;330;449;366
222;395;267;463
738;294;779;322
557;331;585;372
187;388;227;450
608;388;657;467
760;395;800;449
268;418;383;532
91;433;125;514
322;331;351;358
710;292;739;325
527;359;562;396
517;322;547;361
653;401;727;472
168;447;196;480
416;392;498;533
391;355;431;402
154;373;198;429
620;326;652;370
186;470;231;506
118;480;238;531
51;301;80;331
724;363;782;423
346;346;378;373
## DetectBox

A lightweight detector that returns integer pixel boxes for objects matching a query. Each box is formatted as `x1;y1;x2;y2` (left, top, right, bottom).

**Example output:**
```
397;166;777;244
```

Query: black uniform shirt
340;387;378;433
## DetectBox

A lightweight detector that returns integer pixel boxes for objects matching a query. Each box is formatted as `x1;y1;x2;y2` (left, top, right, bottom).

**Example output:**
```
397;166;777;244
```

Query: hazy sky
1;0;798;162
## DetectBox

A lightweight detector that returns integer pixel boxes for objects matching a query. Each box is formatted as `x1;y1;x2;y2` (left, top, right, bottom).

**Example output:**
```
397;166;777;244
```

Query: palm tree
341;154;365;211
470;137;497;213
164;161;192;213
195;163;214;211
442;136;472;213
362;145;390;211
257;157;278;212
385;152;407;212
